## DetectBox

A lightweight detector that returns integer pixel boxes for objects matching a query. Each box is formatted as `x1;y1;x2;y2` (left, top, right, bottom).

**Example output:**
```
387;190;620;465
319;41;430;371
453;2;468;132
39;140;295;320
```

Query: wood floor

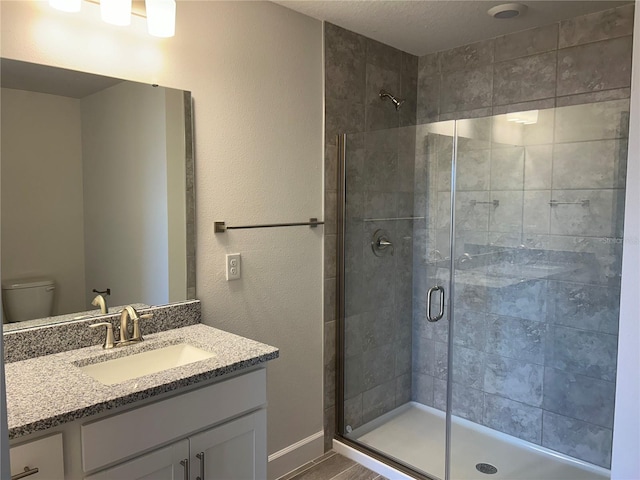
278;451;388;480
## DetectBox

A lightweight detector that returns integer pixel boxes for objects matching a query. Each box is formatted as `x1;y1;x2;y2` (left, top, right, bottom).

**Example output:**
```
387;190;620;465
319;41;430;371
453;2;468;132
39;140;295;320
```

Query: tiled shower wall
323;22;417;450
416;4;635;123
411;5;633;469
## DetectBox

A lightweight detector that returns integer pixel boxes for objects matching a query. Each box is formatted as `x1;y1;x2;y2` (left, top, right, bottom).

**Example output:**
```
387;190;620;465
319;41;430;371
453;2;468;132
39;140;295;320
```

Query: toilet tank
2;278;55;323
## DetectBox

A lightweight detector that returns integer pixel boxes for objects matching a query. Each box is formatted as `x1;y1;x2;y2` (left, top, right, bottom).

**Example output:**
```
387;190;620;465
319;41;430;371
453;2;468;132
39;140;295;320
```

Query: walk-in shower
336;99;629;480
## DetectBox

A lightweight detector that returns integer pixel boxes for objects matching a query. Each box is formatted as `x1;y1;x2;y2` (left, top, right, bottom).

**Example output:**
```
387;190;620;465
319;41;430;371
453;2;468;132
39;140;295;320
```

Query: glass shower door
448;100;628;479
338;121;455;480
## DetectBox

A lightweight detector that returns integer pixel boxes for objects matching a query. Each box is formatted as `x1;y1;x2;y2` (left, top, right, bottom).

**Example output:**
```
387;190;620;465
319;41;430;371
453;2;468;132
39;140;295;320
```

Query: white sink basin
79;343;215;385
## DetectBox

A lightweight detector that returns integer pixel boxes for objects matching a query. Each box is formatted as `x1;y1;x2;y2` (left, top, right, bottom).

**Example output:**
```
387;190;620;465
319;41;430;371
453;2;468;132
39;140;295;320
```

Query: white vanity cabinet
9;433;65;479
84;440;189;480
189;410;266;480
80;368;267;480
86;410;266;480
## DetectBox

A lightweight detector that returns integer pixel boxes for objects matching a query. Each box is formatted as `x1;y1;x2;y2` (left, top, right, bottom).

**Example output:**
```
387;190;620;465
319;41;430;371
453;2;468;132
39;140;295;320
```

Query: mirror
1;59;195;332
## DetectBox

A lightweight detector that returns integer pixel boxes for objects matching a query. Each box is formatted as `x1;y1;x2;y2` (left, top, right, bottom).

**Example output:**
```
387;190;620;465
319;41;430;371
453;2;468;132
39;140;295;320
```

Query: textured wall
411;4;634;469
323;22;418;450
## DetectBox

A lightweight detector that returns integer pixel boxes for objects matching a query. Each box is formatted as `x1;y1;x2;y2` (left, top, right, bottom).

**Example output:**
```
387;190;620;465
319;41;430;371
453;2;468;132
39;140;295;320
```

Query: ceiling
273;0;630;56
1;1;630;95
1;58;123;99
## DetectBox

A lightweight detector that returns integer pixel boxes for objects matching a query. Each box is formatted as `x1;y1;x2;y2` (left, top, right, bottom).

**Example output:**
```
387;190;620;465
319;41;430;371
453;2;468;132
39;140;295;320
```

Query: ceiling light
146;0;176;38
48;0;176;38
488;3;528;19
49;0;82;13
506;110;538;125
100;0;132;26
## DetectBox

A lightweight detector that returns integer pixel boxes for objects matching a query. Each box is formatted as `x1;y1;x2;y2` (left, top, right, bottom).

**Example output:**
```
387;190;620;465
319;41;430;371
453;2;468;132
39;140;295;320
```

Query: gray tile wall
416;4;634;123
324;22;418;451
412;5;633;469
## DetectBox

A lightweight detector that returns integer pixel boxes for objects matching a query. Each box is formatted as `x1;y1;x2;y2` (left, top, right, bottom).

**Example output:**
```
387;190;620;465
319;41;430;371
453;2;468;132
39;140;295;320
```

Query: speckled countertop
5;324;279;439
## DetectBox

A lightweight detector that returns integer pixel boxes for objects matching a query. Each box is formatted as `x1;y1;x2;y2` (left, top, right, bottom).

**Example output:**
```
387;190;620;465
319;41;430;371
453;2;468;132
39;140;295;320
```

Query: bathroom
0;1;638;480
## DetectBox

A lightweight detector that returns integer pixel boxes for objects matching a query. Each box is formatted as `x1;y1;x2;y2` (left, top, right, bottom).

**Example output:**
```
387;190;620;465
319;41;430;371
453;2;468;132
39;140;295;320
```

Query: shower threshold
342;402;609;480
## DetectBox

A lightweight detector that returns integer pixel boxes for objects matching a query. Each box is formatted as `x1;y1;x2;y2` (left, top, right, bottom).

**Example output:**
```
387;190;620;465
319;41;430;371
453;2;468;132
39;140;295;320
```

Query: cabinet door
189;410;266;480
10;433;64;480
85;439;189;480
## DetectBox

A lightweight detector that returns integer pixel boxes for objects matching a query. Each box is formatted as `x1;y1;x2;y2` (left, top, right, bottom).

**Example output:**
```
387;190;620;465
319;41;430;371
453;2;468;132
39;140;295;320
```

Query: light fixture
100;0;132;26
506;110;539;125
488;3;528;19
49;0;82;13
146;0;176;38
48;0;176;37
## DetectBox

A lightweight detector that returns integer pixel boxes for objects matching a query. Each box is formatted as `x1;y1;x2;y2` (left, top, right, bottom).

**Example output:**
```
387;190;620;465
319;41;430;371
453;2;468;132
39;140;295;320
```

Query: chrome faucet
91;294;108;314
89;306;152;349
119;306;152;344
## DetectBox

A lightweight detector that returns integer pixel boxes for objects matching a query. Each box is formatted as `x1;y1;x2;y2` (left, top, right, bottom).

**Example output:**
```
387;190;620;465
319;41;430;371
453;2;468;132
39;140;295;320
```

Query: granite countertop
5;324;279;439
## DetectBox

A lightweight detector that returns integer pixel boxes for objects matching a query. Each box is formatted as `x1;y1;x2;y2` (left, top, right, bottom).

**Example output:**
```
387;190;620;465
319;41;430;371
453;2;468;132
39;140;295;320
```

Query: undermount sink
78;343;215;385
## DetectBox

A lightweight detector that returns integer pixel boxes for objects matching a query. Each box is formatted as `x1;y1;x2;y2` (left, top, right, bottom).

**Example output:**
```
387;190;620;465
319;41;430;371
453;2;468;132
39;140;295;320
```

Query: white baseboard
267;430;324;480
333;439;416;480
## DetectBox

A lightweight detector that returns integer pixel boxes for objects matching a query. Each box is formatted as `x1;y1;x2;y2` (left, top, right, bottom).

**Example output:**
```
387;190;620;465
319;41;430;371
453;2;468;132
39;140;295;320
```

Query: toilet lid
2;277;55;290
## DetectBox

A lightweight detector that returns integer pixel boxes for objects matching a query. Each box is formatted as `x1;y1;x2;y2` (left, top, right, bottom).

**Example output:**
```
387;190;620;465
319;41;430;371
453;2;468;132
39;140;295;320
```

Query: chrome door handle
180;459;189;480
196;452;205;480
426;286;445;322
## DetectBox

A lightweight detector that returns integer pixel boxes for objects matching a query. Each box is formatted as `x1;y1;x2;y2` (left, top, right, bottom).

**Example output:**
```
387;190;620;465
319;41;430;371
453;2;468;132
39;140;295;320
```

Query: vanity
4;303;279;480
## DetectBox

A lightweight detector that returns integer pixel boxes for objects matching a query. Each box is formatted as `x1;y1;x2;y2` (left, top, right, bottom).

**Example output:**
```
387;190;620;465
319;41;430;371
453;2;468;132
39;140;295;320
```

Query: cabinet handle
11;466;39;480
196;452;205;480
180;459;189;480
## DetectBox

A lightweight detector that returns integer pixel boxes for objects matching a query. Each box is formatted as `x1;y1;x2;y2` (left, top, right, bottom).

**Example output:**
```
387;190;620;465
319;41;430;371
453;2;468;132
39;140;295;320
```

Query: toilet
2;278;55;323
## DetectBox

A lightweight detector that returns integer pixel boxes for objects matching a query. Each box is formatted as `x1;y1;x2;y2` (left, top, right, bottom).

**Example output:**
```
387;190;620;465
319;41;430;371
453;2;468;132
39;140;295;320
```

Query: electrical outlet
226;253;241;281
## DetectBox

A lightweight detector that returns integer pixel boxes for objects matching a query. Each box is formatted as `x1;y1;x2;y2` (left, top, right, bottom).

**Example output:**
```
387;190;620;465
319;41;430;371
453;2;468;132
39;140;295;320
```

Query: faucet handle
89;322;115;349
132;313;153;341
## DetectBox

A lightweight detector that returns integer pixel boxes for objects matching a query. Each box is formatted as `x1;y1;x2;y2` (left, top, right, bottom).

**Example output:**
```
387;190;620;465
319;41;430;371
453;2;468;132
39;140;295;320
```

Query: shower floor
347;402;609;480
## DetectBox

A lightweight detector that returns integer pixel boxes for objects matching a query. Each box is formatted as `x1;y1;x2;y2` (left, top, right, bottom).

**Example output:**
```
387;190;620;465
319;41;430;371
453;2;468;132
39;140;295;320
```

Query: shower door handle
426;286;445;322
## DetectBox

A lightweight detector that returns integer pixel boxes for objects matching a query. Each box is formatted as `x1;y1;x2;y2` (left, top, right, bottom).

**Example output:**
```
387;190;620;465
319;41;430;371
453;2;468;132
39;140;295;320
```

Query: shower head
379;89;405;110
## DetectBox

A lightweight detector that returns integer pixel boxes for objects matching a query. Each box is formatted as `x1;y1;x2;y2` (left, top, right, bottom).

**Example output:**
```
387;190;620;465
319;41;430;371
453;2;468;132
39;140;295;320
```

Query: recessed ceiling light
488;3;528;19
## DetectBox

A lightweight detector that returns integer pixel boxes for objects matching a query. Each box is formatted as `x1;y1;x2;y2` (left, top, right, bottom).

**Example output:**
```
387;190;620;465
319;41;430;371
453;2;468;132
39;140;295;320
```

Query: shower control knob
371;229;394;257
